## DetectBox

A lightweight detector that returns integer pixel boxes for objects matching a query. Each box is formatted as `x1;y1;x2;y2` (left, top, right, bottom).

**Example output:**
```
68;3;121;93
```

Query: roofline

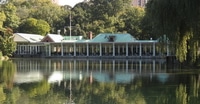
40;41;159;44
14;33;30;42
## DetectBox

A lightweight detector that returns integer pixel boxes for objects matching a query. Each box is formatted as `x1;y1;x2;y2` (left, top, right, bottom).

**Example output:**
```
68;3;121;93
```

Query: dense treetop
0;0;145;38
145;0;200;62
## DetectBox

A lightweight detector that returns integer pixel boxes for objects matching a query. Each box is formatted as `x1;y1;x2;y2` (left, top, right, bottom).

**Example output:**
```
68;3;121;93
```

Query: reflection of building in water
13;59;170;84
13;59;166;73
14;71;43;84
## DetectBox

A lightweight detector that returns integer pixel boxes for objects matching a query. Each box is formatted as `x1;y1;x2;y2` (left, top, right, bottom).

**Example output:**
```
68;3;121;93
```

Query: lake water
0;58;200;104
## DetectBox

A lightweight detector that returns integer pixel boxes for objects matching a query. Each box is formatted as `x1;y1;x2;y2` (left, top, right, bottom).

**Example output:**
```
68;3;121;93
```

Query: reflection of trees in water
176;84;187;104
0;84;6;103
19;80;50;97
189;75;199;97
0;61;16;89
3;87;20;104
73;80;127;104
0;60;17;103
188;75;200;104
69;77;147;104
2;60;200;104
127;78;146;104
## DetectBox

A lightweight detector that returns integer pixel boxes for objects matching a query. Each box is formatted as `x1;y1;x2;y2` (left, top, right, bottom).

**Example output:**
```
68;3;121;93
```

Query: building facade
13;33;174;59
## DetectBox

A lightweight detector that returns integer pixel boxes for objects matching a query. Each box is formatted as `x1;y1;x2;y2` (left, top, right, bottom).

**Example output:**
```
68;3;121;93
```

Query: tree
19;18;50;35
1;3;20;31
30;3;67;33
71;0;133;37
123;7;145;39
145;0;200;62
0;28;16;56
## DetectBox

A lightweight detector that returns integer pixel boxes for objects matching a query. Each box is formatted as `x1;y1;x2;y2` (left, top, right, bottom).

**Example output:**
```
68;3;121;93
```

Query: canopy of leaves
0;28;16;56
1;0;146;40
30;4;67;33
145;0;200;62
71;0;137;38
1;3;20;31
19;18;50;36
123;7;145;39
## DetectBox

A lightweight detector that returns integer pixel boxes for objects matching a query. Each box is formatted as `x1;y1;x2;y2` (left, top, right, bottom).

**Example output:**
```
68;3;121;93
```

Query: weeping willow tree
145;0;200;62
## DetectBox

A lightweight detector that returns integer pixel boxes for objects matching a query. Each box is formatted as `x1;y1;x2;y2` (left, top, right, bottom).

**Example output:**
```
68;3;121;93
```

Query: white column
126;43;128;56
74;43;76;56
139;43;142;57
61;43;63;56
113;43;115;56
49;45;51;56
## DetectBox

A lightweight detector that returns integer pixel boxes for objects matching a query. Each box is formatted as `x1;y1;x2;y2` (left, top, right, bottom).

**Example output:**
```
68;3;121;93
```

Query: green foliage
30;4;67;33
0;61;16;89
19;18;50;35
1;3;20;30
0;28;16;56
123;7;145;39
1;0;145;39
0;12;6;28
71;0;135;38
145;0;200;62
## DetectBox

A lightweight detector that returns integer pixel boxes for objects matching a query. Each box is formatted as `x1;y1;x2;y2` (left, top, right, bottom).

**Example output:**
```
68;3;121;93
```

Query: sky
58;0;84;7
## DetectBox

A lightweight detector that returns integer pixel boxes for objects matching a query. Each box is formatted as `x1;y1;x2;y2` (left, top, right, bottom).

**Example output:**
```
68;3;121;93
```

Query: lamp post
69;11;72;40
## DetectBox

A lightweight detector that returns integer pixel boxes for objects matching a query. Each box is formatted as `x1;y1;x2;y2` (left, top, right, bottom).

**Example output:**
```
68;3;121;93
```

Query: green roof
90;33;136;42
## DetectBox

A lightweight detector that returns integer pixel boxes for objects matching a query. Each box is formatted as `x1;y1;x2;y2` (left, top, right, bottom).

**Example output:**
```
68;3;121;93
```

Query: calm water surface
0;58;200;104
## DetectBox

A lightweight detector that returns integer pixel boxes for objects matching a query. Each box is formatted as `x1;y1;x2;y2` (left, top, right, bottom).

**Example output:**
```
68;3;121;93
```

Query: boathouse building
13;33;173;58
